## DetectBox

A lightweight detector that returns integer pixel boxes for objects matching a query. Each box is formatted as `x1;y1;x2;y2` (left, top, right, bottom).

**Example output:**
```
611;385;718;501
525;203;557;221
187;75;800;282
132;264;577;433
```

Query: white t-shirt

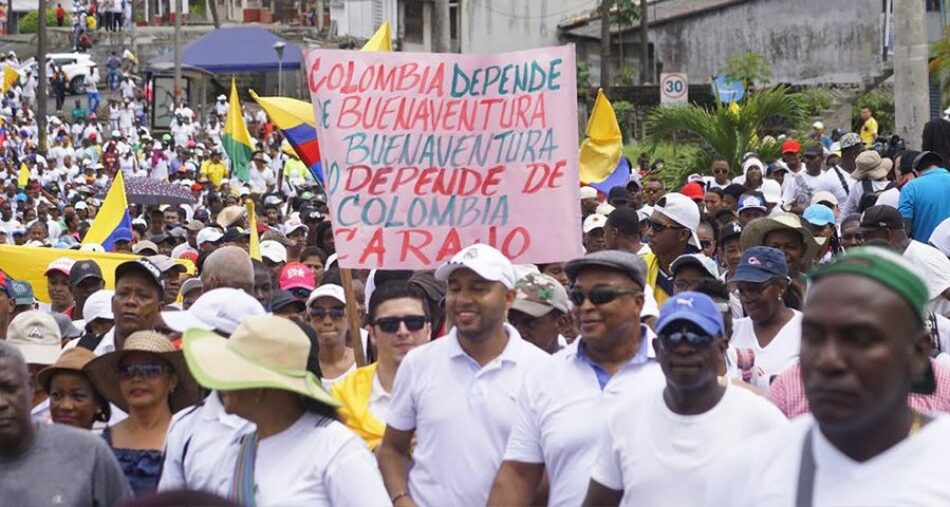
840;179;892;217
782;171;840;210
234;412;389;506
707;415;950;506
727;310;803;394
904;240;950;317
387;325;548;507
503;337;664;507
321;361;357;390
592;383;787;506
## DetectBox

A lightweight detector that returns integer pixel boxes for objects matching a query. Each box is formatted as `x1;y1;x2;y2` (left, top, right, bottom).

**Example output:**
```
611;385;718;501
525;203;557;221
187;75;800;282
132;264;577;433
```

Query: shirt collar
447;323;526;365
370;371;391;403
574;324;653;367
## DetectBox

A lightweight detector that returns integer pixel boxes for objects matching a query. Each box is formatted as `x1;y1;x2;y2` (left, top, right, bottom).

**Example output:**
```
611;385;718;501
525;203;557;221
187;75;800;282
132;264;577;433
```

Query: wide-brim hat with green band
182;314;340;408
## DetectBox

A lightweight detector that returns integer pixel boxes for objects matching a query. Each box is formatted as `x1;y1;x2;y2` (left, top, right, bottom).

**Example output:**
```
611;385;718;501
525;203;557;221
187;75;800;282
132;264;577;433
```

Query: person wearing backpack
839;151;895;216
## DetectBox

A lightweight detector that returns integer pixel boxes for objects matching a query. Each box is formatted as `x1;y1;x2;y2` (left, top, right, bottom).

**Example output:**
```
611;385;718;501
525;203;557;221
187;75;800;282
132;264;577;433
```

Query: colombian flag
223;78;255;183
579;89;627;193
249;90;324;182
82;170;133;251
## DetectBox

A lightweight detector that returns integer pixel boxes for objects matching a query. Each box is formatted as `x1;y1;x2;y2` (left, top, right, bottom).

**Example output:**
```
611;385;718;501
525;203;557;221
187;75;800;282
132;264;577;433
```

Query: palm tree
929;28;950;108
643;86;806;178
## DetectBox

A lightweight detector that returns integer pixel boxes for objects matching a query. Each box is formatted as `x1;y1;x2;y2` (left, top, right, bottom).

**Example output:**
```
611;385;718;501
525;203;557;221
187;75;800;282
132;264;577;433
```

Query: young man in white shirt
488;250;663;506
708;247;950;505
379;244;549;507
584;292;786;507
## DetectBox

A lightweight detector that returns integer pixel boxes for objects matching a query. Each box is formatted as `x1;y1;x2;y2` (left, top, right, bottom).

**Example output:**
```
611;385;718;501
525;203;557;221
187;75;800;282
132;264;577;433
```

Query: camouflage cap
512;273;571;318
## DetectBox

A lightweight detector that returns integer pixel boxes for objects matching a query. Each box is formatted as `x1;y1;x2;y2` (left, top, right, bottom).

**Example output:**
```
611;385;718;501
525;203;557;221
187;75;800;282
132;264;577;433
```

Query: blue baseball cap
803;203;836;227
731;246;789;284
738;193;767;213
656;292;725;336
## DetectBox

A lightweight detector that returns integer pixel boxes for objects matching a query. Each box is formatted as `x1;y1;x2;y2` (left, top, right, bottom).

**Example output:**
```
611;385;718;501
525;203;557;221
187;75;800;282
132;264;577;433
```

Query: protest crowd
2;33;950;507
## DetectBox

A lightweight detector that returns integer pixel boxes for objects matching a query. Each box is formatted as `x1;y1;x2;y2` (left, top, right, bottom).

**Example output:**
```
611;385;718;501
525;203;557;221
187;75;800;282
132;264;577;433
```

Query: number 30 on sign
660;73;688;106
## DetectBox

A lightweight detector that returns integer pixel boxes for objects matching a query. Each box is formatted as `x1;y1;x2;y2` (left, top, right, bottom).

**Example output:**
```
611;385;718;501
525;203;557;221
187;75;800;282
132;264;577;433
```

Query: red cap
781;139;800;154
278;262;316;291
680;182;705;201
190;183;202;191
89;133;97;141
177;250;199;264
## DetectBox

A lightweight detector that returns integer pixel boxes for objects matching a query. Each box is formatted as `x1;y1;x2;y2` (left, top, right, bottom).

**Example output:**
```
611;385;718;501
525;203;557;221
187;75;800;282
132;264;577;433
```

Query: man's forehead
376;297;426;316
573;266;635;286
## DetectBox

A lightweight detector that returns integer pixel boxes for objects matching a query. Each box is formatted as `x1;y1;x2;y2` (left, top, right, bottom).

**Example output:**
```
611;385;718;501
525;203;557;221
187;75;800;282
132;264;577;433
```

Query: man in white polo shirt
487;250;663;506
378;244;548;507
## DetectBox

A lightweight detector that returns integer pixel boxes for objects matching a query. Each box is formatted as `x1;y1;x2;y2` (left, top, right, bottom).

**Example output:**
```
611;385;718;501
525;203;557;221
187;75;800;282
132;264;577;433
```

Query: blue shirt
899;168;950;242
576;327;651;390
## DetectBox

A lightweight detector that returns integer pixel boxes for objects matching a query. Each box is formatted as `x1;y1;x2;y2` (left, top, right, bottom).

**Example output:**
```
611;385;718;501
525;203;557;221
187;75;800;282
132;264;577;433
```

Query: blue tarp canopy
178;27;303;73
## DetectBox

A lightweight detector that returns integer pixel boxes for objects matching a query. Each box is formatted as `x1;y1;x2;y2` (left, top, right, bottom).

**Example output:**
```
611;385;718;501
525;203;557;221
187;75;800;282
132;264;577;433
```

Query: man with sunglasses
380;244;547;507
643;192;702;306
710;248;950;506
584;292;785;506
331;280;432;450
488;250;662;506
706;158;732;190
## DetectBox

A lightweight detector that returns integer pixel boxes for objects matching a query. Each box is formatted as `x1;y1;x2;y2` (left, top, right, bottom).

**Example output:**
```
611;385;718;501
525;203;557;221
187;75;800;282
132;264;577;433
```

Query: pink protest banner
305;45;583;269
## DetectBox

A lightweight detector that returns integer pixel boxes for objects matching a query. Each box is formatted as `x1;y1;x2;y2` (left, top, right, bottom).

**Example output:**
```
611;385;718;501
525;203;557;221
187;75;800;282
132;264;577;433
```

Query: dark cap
898;150;921;175
269;290;306;314
719;221;743;243
913;151;945;171
731;246;788;284
564;250;645;288
860;205;904;230
8;279;34;305
220;227;250;243
803;144;824;156
115;258;165;292
607;186;629;204
69;260;103;287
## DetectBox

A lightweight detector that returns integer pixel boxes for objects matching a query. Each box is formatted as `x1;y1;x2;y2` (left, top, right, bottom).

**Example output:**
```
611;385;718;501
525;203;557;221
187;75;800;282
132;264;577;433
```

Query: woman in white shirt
727;246;802;394
182;314;389;507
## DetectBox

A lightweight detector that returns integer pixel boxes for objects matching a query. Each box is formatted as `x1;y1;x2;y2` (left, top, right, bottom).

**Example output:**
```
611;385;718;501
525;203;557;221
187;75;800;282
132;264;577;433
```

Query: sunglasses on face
310;307;345;320
713;168;729;174
736;280;775;299
117;363;168;380
648;219;683;233
569;286;639;306
289;288;311;299
374;315;428;333
659;329;716;349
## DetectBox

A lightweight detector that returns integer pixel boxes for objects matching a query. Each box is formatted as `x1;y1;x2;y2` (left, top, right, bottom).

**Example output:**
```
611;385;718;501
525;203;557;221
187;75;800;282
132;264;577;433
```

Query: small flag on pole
222;78;255;183
246;199;261;262
361;21;392;52
82;171;133;251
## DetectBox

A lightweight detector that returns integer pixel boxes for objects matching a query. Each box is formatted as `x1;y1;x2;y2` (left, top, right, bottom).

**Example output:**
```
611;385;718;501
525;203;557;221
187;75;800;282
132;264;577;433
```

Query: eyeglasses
736;280;775;299
713;168;729;174
700;239;713;249
117;363;168;380
659;329;716;349
289;288;311;299
374;315;428;333
569;287;639;306
310;307;346;320
648;219;683;233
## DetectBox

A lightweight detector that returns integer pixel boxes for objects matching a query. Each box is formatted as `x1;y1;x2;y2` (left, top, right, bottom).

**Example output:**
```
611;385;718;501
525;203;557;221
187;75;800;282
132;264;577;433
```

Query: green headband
809;246;928;323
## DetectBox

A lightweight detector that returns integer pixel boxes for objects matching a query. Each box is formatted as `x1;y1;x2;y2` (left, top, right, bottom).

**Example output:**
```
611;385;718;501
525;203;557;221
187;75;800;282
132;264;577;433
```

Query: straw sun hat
84;331;203;413
739;212;821;265
38;347;112;422
182;315;339;408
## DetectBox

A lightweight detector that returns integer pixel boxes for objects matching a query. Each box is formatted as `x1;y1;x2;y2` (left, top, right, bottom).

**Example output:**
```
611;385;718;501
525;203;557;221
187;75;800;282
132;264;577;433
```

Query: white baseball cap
579;186;597;200
45;257;76;277
583;213;607;234
306;284;346;308
260;240;288;263
761;179;783;205
595;202;616;216
162;288;265;335
434;244;518;289
196;227;224;247
282;217;309;236
654;192;701;249
6;311;61;365
82;289;115;325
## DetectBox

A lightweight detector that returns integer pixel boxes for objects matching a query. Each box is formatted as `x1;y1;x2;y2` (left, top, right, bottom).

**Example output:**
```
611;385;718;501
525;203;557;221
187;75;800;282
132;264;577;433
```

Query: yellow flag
361;21;392;52
578;89;623;184
1;66;20;94
246;199;261;261
17;162;29;188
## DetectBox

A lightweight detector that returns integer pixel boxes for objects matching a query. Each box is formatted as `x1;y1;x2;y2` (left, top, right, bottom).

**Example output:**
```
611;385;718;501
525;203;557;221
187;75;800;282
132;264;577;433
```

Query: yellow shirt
860;117;878;147
200;160;228;188
330;363;385;450
642;252;672;307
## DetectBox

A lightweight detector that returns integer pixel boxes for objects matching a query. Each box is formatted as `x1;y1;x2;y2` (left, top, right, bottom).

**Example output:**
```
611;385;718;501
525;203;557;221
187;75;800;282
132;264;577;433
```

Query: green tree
722;51;773;90
643;86;806;181
610;0;639;70
930;27;950;107
18;8;57;34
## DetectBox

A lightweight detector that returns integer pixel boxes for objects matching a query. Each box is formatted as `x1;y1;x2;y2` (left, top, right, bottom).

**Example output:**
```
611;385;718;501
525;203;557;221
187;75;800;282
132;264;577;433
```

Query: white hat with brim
740;213;821;266
183;315;339;407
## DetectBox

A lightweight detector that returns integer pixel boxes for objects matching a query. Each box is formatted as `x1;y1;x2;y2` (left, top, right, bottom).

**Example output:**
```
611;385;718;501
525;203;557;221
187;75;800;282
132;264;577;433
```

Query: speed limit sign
660;73;688;106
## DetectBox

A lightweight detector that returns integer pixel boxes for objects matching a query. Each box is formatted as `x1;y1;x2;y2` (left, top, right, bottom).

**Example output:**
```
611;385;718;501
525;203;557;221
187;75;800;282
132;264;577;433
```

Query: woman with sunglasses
85;331;202;496
726;247;801;395
306;284;356;389
38;347;111;430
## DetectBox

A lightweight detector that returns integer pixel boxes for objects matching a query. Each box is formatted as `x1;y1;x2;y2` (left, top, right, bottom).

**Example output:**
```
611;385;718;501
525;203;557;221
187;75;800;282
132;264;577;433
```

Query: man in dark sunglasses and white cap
583;292;785;506
489;250;662;506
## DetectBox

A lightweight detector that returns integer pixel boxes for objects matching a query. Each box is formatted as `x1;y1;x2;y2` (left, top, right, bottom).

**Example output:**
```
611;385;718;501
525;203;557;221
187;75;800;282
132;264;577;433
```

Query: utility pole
894;0;929;149
174;0;182;104
431;0;451;53
600;0;612;88
37;0;48;154
639;0;649;84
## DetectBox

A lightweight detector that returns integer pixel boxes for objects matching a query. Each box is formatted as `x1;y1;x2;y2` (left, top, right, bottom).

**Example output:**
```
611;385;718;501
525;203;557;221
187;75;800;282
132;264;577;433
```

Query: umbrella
124;177;198;206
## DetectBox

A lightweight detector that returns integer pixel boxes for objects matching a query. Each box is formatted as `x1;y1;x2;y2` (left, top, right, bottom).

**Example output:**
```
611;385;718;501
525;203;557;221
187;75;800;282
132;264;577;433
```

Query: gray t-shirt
0;423;133;506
